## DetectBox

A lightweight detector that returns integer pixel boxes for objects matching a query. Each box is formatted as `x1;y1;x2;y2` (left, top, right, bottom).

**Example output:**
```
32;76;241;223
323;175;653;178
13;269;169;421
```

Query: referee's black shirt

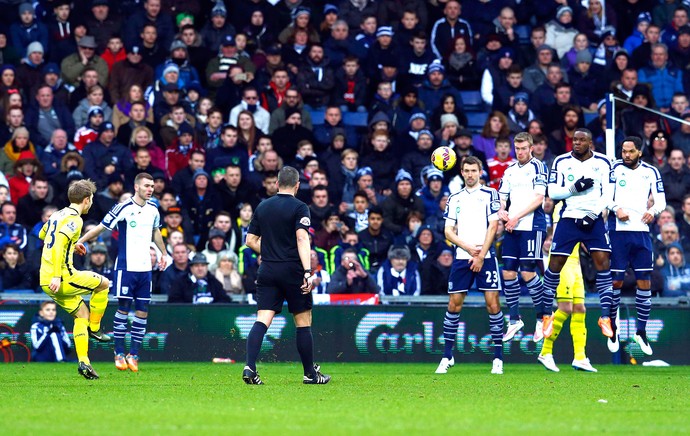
247;193;311;263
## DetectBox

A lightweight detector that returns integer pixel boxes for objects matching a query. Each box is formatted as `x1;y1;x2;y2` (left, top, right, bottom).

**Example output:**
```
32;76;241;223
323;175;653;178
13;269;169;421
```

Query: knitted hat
556;6;573;19
426;168;444;182
409;112;427;124
18;2;33;16
376;26;394;38
575;50;592;64
26;42;44;56
324;4;338;15
417;129;434;139
636;12;652;26
387;244;411;260
88;106;104;118
169;39;187;53
440;114;460;128
427;61;445;74
162;63;180;77
395;169;413;185
514;92;529;104
177;123;194;137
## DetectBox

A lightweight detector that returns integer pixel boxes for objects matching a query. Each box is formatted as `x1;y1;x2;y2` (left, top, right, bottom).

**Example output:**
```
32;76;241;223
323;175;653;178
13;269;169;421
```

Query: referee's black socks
246;321;268;371
296;326;315;376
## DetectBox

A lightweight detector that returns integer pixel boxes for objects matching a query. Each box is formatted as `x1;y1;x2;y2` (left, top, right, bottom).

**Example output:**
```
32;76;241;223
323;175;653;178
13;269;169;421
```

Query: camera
348;262;355;269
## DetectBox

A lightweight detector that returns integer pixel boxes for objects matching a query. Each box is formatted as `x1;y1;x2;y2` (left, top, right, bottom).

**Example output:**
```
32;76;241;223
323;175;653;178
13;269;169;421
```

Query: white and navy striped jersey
610;160;666;232
498;157;548;232
444;185;500;260
101;198;161;272
547;151;614;219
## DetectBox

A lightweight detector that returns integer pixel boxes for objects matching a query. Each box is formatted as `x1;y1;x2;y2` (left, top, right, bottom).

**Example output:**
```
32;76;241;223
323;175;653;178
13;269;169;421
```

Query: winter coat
30;314;71;362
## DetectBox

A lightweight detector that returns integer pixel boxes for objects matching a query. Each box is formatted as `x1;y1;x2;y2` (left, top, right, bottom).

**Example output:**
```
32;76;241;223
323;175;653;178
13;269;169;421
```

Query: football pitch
3;362;689;435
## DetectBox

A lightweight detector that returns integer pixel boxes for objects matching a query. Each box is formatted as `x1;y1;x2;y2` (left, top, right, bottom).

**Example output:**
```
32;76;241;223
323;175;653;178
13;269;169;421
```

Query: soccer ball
431;146;457;171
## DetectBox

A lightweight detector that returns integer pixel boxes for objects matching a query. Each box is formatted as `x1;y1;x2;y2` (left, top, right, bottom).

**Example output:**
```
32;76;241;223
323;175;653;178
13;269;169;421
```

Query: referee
243;166;331;385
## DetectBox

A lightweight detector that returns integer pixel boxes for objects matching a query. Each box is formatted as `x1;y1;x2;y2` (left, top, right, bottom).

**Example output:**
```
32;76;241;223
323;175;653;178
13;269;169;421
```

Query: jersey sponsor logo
299;217;311;226
657;181;665;192
619;180;626;187
456;206;460;214
130;221;137;228
548;172;557;183
567;174;574;182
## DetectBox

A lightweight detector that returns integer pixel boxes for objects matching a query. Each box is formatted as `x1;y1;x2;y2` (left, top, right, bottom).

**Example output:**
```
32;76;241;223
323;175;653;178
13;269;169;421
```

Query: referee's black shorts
256;261;313;314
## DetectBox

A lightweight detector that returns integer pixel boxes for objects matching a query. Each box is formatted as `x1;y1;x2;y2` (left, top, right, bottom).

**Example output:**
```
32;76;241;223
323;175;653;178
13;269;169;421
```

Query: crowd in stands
1;0;690;301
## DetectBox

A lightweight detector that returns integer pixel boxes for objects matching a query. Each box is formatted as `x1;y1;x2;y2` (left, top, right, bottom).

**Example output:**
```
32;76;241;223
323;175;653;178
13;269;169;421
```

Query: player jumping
608;136;666;355
542;129;615;339
39;179;111;380
498;132;549;342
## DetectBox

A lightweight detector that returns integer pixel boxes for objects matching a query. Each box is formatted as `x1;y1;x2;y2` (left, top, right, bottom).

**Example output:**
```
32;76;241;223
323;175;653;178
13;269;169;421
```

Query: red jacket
165;139;203;179
101;48;127;72
9;173;30;204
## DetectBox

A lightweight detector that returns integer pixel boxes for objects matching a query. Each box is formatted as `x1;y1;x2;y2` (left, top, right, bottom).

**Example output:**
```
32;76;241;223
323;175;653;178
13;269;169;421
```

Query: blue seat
309;110;325;125
460;91;485;111
515;25;532;46
584;112;599;126
466;111;488;130
343;111;368;127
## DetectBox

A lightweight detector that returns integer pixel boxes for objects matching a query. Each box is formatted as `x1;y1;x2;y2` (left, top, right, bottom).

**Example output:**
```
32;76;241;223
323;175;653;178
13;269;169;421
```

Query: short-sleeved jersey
548;151;614;219
444;186;500;260
610;160;666;232
102;198;160;272
498;157;548;231
247;193;311;263
39;207;83;281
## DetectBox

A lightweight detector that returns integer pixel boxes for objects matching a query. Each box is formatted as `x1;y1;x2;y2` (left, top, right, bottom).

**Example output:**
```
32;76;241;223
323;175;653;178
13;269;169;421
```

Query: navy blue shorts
114;270;152;301
610;230;653;281
502;230;544;272
551;217;611;256
448;257;501;293
256;261;313;314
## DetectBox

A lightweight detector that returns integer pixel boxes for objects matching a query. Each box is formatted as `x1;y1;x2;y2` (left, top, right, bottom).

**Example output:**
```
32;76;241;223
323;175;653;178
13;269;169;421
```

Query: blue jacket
638;63;684;108
31;314;71;362
10;21;49;55
623;29;645;55
24;103;76;147
40;142;78;178
0;222;27;251
417;185;451;219
418;78;463;119
376;259;421;296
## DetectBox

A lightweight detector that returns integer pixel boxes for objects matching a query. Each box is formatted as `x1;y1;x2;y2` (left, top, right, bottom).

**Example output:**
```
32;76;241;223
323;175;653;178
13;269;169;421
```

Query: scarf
341;165;358;203
449;52;473;71
350;0;368;11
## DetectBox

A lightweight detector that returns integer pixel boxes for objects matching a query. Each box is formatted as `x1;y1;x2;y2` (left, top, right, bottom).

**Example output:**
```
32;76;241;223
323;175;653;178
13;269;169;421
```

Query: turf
3;362;689;435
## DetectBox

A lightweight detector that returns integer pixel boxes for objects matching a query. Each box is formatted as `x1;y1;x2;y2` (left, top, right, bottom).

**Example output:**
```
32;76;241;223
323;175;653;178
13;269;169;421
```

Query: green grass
3;363;690;435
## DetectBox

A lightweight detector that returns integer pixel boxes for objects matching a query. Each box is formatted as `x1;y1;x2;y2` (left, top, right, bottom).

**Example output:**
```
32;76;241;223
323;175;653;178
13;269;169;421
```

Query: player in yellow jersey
39;180;111;379
537;201;597;372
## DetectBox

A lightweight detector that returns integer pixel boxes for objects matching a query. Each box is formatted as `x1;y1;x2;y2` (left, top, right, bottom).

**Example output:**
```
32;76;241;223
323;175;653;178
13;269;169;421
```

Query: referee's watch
304;269;313;276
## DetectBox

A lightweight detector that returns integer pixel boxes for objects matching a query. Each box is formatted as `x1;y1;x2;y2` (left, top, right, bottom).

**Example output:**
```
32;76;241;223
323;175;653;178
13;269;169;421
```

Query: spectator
128;126;165;171
487;137;516;191
168;253;231;303
228;87;270;134
25;85;75;148
158;242;189;295
60;36;108;87
123;147;162;190
84;242;113;282
418;61;463;119
314;208;347;252
200;2;236;54
360;129;400;193
430;0;473;59
82;122;133;190
531;63;567;117
16;42;46;98
308;185;333;232
73;106;106;151
671;110;690;155
296;43;335;109
8;151;40;204
473;111;512;160
201;228;231;267
212;250;244;296
377;244;420;297
421;246;453;295
313;105;358;151
549;104;583;155
402;130;435;190
10;3;48;57
74;82;115;127
522;44;560;92
660;242;690;297
577;0;617;45
0;127;37;177
40;129;76;179
444;35;479;90
1;241;29;291
638;43;684;111
109;46;155;105
507;92;536;134
381;169;425;235
546;6;579;58
561;33;592;71
662;149;690;212
182;170;219;240
30;302;71;362
123;0;175;50
0;202;26;251
16;177;52;228
624;12;652;55
661;5;689;49
333;56;368;113
327;247;379;294
678;194;690;237
568;50;602;111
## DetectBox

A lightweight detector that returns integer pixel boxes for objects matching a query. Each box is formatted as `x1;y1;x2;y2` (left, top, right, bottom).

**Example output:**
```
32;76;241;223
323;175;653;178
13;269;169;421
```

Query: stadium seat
584;112;598;126
466;111;489;131
460;91;485;111
515;25;532;46
309;110;325;125
343;111;368;127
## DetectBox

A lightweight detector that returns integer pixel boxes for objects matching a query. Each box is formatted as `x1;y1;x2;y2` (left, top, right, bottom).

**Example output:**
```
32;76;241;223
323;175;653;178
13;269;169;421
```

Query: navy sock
611;288;621;330
503;278;521;322
489;311;504;359
113;311;127;355
246;321;268;371
442;311;460;359
542;269;559;314
525;275;544;318
296;326;315;376
636;289;652;334
129;316;147;355
596;271;613;317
